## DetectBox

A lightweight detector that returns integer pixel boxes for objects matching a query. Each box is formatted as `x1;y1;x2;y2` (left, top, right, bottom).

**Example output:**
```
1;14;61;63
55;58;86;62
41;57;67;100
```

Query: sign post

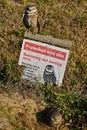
18;33;72;85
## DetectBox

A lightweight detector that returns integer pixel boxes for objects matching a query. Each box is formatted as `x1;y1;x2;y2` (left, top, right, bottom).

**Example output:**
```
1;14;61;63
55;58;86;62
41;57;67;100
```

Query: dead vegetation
0;0;87;130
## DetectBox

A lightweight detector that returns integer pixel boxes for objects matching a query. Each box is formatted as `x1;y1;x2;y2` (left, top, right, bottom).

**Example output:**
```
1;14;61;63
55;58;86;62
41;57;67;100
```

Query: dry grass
0;0;87;129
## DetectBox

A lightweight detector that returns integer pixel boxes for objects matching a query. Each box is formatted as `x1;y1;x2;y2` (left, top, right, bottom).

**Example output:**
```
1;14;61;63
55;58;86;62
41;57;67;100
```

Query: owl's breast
30;15;38;28
23;14;38;29
27;16;32;27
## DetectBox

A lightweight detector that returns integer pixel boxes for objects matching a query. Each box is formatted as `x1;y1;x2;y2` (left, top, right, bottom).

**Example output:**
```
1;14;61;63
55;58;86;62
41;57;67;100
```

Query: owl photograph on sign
43;65;57;85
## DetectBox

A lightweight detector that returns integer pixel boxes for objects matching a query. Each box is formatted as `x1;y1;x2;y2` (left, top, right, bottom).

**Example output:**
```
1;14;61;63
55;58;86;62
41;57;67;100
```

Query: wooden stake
24;32;72;49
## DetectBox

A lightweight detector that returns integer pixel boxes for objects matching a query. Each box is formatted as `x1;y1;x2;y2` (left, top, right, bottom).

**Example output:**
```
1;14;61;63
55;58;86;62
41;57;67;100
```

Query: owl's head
45;65;54;74
50;111;64;127
24;4;37;15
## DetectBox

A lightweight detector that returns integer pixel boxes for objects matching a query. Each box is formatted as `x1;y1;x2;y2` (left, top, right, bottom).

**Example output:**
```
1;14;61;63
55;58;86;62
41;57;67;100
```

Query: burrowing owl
50;110;64;128
23;4;40;34
37;107;64;128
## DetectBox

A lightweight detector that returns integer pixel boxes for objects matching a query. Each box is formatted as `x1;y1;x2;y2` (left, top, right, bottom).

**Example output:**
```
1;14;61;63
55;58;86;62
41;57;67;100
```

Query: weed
11;29;25;37
0;0;87;129
41;31;50;35
14;0;29;4
42;83;87;129
0;0;8;6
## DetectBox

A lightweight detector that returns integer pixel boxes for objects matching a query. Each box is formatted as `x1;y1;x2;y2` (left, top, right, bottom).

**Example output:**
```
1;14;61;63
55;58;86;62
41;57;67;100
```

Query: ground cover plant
0;0;87;130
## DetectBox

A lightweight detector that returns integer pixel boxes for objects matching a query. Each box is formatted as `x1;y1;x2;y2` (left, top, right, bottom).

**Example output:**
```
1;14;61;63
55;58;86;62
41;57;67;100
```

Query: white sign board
18;39;69;85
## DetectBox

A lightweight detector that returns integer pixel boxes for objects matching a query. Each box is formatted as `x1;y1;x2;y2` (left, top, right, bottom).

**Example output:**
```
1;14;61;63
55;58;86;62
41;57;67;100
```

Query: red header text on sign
24;41;66;60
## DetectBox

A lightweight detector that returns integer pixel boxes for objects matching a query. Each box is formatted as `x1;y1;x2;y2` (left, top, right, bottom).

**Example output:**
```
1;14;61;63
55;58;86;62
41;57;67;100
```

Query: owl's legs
27;28;32;34
26;27;37;35
28;28;30;33
30;27;38;35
